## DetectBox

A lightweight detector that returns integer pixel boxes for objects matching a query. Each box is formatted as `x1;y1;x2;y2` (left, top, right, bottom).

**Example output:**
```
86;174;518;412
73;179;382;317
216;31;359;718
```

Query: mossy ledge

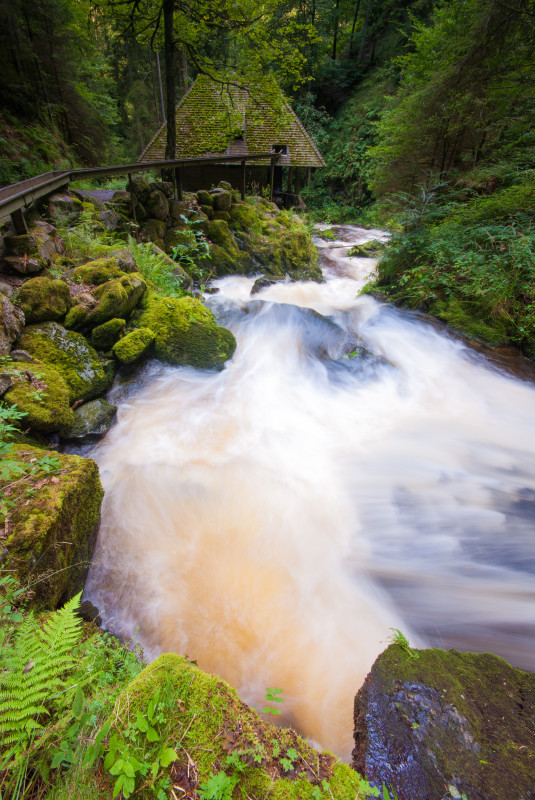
1;445;103;610
106;652;375;800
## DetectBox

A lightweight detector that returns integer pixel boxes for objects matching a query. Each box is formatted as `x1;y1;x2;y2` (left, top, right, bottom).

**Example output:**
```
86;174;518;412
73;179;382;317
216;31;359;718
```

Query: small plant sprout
387;628;420;660
262;687;284;715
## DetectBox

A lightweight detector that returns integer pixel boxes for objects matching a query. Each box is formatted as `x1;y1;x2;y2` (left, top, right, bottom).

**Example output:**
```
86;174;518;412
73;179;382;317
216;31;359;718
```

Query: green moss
71;257;128;285
212;210;231;221
431;298;510;345
348;240;386;257
1;444;103;610
138;292;236;369
112;327;155;365
196;190;214;207
62;398;117;440
17;321;111;403
91;318;126;350
4;361;74;433
228;203;263;233
205;219;238;250
109;654;375;800
65;274;146;330
15;276;72;323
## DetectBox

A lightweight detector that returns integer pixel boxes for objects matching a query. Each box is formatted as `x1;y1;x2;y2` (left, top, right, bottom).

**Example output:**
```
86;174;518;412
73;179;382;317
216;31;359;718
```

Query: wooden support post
295;167;301;195
241;160;246;201
175;167;183;201
128;173;137;226
11;208;28;235
269;157;275;201
307;167;312;184
286;166;294;194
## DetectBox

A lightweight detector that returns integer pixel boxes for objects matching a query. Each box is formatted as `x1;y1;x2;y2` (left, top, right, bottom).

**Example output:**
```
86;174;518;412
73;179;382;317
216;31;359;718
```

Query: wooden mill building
139;74;325;201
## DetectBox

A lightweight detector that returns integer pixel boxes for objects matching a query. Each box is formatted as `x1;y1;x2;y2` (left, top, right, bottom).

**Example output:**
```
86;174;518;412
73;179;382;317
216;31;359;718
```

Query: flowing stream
85;224;535;761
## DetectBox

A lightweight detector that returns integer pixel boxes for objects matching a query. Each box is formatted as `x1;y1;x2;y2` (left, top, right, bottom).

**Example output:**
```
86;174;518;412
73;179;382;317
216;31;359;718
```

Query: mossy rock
431;298;510;346
142;219;167;243
108;653;377;800
205;219;238;250
212;190;233;212
353;644;535;800
112;327;155;365
17;321;111;403
62;398;117;441
146;189;169;221
196;190;214;207
15;276;72;323
72;257;129;286
212;210;231;221
91;318;126;350
1;294;25;355
138;292;236;369
3;360;74;433
1;444;103;610
65;273;146;330
348;240;386;258
229;202;263;233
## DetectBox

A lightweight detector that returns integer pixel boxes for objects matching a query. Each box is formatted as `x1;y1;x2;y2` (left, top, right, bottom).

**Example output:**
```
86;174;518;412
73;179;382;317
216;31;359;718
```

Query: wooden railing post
175;167;182;201
128;173;137;226
241;160;246;200
11;208;28;235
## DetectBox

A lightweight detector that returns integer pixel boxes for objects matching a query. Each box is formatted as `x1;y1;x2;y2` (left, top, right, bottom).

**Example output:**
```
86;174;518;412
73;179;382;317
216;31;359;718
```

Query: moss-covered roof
140;75;326;168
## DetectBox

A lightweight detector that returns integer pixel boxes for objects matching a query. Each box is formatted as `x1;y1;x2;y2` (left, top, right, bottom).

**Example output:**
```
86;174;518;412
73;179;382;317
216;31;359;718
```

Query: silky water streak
85;225;535;760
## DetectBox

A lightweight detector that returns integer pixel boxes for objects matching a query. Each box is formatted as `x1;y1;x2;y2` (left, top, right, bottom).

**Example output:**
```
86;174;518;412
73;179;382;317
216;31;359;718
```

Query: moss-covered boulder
212;189;233;212
146;189;169;221
196;190;214;207
16;322;111;403
72;257;129;285
112;327;155;365
353;644;535;800
4;220;59;268
3;360;74;433
138;293;236;369
1;444;103;610
107;653;377;800
65;273;146;330
91;318;126;350
229;202;263;233
62;398;117;441
0;294;25;355
348;240;386;258
142;219;167;246
15;276;71;323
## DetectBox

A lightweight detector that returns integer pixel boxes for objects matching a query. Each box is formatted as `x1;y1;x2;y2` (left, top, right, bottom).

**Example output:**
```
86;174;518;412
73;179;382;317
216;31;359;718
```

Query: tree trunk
332;0;340;60
163;0;175;161
357;0;372;63
350;0;362;54
156;51;166;124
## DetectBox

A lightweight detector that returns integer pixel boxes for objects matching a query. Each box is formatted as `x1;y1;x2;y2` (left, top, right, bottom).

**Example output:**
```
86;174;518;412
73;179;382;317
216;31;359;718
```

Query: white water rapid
85;224;535;761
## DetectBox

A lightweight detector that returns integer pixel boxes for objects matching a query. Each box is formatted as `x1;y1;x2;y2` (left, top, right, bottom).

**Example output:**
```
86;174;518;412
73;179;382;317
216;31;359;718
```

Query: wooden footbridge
0;153;280;235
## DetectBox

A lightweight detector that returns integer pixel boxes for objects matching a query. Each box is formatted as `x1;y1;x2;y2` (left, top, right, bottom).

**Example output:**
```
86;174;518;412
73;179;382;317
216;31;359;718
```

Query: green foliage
387;629;419;661
127;237;188;297
199;770;239;800
262;687;284;715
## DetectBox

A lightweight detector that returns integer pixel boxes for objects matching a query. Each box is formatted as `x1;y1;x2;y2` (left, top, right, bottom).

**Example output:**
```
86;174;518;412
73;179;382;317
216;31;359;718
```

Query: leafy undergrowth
371;173;535;357
0;111;75;188
0;585;379;800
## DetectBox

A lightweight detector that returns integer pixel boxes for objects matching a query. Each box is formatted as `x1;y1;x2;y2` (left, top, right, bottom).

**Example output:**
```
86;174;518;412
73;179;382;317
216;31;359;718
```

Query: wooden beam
128;173;137;226
241;160;246;201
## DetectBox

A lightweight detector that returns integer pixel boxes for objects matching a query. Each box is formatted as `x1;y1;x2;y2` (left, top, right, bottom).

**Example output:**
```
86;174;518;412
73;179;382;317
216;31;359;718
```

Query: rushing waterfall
85;224;535;761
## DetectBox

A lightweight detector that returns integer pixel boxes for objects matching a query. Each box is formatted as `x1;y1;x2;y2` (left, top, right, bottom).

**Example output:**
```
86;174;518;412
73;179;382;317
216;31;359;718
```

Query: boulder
98;208;121;231
142;218;167;245
196;190;214;207
15;276;71;323
112;327;155;365
0;373;13;397
4;221;58;267
0;279;14;297
10;350;33;362
3;255;42;274
169;199;187;220
218;180;233;190
146;189;169;221
16;321;111;403
212;210;231;221
200;204;214;219
111;190;132;206
107;249;138;273
138;292;236;369
61;398;117;441
65;273;146;330
353;644;535;800
229;203;262;233
91;318;126;350
1;444;103;610
127;174;151;201
72;256;129;285
212;190;233;212
47;192;83;220
0;294;25;355
3;360;74;433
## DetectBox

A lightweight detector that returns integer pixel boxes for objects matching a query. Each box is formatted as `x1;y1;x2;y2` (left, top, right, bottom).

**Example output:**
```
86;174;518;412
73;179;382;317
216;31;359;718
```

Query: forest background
1;0;534;354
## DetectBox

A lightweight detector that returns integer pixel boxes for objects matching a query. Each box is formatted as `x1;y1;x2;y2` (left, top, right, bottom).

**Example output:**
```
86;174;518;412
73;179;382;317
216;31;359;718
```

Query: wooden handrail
0;153;280;232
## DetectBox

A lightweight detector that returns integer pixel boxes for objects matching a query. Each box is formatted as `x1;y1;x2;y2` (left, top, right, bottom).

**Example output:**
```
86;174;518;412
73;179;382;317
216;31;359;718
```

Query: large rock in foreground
353;644;535;800
1;445;103;610
138;293;236;369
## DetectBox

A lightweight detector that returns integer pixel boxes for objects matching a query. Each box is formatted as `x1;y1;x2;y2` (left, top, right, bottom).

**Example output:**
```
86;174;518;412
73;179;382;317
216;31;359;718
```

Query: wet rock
10;350;33;362
250;275;282;295
16;321;111;403
65;273;146;330
0;294;25;355
15;276;71;323
3;255;42;274
353;644;535;800
98;208;121;231
0;373;13;397
78;599;102;625
62;398;117;441
91;318;126;350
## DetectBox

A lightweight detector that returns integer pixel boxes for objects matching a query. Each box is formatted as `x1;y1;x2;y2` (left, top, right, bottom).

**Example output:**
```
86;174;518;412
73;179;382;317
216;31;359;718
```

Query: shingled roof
139;74;326;168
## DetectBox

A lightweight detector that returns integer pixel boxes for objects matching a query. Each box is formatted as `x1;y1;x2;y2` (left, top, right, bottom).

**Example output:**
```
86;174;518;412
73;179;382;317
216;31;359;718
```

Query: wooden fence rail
0;153;279;234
